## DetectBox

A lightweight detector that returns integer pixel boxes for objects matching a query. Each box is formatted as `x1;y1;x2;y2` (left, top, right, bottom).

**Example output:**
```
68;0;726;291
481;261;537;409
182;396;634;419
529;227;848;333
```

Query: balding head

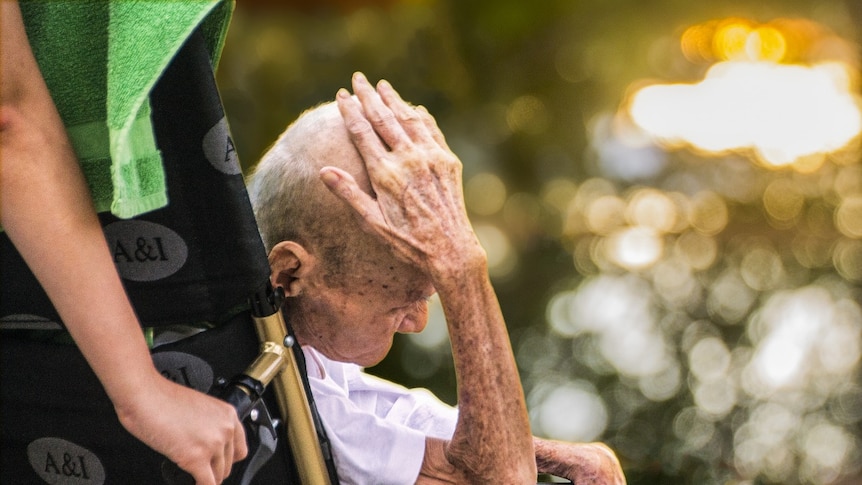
248;101;377;285
247;95;435;364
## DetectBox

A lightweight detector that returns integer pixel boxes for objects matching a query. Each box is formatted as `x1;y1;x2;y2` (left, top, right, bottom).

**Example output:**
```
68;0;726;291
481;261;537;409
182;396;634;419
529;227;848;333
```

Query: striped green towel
20;0;234;218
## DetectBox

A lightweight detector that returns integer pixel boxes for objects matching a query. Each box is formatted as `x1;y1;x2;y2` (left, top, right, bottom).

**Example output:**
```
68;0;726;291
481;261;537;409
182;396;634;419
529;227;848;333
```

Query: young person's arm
0;2;245;483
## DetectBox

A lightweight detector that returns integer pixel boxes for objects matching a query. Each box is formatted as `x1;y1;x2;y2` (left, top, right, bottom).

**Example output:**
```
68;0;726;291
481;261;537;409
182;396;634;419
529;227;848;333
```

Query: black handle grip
161;460;196;485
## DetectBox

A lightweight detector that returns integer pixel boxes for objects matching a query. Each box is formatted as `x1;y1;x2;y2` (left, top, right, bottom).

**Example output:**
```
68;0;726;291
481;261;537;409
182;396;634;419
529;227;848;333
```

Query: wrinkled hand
536;440;626;485
323;72;484;277
114;372;247;485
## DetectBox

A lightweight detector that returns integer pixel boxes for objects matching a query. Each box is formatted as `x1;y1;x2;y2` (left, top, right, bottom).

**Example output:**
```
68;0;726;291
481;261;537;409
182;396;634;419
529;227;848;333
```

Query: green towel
20;0;234;218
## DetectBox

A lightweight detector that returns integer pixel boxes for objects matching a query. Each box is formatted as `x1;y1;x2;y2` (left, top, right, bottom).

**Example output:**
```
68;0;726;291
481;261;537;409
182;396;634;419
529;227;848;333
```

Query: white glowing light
689;337;731;381
803;422;850;470
748;287;836;389
607;226;663;270
629;60;862;166
753;337;806;387
535;382;608;442
563;275;672;377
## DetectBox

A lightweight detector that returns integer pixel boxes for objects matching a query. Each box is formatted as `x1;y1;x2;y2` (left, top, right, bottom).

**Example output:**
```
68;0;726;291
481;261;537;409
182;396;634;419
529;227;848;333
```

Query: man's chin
356;341;394;368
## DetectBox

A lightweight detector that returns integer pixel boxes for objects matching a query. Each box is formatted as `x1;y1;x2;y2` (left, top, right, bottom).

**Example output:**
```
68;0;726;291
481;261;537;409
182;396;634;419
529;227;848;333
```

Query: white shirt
302;346;458;485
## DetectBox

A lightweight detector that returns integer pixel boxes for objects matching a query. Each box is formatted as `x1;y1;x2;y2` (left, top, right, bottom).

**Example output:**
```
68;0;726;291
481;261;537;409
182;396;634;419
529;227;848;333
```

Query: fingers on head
415;105;449;148
350;74;420;149
377;80;420;123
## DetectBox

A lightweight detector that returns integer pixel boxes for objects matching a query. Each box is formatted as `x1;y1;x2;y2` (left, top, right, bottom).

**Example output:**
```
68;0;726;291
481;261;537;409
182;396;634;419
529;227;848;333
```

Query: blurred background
217;0;862;483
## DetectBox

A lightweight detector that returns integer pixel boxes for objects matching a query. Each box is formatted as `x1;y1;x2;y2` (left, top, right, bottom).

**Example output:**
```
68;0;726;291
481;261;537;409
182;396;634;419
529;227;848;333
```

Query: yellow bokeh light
835;195;862;238
629;60;862;168
474;223;517;278
465;172;507;216
688;191;728;235
675;230;718;270
682;17;829;64
714;19;754;61
541;178;579;214
740;246;784;291
746;26;787;62
681;22;717;64
585;195;627;235
791;234;833;269
763;179;805;224
633;17;862;169
627;189;678;233
506;95;550;135
834;239;862;281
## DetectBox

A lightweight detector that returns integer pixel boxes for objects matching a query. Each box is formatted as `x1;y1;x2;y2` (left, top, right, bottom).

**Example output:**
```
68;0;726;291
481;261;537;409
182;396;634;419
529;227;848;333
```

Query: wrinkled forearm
534;438;571;478
534;438;626;485
434;259;537;482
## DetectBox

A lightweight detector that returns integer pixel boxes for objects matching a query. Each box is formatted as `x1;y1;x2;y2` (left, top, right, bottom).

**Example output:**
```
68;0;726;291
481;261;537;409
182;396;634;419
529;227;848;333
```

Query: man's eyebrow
407;287;435;302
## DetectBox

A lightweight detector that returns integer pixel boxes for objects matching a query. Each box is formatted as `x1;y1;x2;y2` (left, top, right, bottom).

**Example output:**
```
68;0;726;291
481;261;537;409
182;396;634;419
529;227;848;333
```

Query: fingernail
336;88;350;99
378;79;392;91
320;168;340;186
354;72;368;84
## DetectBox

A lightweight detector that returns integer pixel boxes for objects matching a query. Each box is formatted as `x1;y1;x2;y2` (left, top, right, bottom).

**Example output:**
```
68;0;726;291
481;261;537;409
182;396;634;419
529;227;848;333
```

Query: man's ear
268;241;317;297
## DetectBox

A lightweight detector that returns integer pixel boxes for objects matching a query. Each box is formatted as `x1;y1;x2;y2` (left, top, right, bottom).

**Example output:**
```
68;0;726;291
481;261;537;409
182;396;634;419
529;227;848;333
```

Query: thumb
319;167;385;230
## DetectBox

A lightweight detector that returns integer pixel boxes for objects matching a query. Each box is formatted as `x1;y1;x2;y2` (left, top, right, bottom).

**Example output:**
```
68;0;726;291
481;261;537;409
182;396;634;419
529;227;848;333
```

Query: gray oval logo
27;437;105;485
152;351;214;393
104;220;188;282
0;314;62;331
203;117;241;175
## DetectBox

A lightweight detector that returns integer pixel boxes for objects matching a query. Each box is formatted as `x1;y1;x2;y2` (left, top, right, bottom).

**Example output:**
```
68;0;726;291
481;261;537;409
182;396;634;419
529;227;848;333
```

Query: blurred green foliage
218;1;862;483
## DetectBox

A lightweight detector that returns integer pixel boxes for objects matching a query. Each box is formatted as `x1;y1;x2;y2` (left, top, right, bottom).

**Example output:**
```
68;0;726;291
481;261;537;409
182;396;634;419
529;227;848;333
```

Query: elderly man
247;72;625;484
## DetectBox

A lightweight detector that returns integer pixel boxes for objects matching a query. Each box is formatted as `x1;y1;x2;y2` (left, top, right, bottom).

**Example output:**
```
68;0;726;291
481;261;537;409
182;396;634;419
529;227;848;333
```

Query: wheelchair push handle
161;342;288;485
160;378;261;485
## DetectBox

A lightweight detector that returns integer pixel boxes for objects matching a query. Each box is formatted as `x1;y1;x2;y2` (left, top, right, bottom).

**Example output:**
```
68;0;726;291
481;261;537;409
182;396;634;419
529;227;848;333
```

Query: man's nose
400;300;429;333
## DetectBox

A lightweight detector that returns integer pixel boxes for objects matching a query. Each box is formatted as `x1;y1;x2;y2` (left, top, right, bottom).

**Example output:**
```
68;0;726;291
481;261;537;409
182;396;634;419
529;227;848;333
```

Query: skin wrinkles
284;223;435;367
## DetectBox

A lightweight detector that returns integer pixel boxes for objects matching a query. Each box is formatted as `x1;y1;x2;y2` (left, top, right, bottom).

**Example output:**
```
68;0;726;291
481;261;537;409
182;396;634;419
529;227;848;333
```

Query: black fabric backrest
1;28;270;328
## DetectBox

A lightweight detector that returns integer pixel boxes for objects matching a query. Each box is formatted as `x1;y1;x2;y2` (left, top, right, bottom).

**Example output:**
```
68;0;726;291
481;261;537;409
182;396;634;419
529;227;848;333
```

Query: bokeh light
628;16;862;170
465;172;507;216
531;380;609;442
629;60;862;167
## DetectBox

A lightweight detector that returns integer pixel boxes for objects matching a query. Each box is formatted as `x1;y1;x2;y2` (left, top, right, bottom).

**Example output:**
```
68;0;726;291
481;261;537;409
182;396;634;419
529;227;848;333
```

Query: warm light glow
748;26;787;62
474;223;517;278
606;226;663;270
629;60;862;167
679;17;837;65
713;19;755;61
627;189;678;233
465;172;507;216
835;195;862;238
